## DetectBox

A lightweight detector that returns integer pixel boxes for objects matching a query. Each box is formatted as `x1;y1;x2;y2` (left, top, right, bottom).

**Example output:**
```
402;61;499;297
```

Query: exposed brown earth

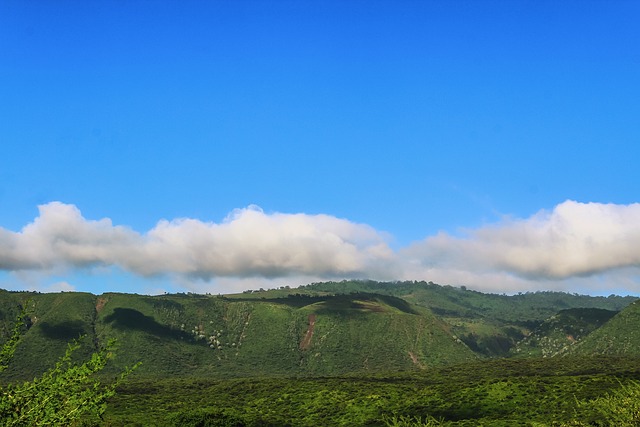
95;297;108;313
408;351;425;369
300;313;316;350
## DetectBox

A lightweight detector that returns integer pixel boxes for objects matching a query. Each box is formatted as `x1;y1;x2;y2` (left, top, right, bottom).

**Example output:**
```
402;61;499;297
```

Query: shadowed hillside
294;280;636;357
0;289;478;380
570;300;640;356
511;308;618;357
0;281;637;381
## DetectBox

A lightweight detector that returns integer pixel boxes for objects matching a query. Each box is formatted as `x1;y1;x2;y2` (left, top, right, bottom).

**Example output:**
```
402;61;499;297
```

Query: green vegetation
2;289;482;380
576;380;640;426
0;304;138;426
571;300;640;356
1;280;639;426
102;356;640;426
512;308;618;357
295;280;635;358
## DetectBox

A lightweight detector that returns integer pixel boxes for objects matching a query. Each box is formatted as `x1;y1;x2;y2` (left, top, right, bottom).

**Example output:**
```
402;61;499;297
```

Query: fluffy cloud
2;200;640;294
0;202;395;280
404;200;640;282
0;202;137;271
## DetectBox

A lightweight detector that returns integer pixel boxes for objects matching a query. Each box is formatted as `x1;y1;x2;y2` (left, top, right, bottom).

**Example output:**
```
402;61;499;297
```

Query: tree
0;305;138;426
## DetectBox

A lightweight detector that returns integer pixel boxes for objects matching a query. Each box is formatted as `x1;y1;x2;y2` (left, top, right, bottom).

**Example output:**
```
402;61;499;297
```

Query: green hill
570;300;640;356
298;281;633;322
511;308;618;358
0;281;637;381
1;290;99;381
296;280;635;357
0;289;478;380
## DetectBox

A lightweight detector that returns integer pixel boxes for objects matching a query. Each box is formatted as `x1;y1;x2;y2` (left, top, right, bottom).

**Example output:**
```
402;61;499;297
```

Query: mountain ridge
0;281;637;381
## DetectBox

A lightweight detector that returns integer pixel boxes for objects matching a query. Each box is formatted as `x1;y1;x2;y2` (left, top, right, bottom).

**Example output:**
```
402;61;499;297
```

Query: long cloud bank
0;202;396;280
404;200;640;280
1;200;639;293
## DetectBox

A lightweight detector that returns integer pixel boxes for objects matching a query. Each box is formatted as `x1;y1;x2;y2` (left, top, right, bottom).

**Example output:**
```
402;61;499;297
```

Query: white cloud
406;200;640;279
44;281;76;292
0;202;136;271
0;270;78;293
0;202;395;281
1;200;640;295
402;200;640;292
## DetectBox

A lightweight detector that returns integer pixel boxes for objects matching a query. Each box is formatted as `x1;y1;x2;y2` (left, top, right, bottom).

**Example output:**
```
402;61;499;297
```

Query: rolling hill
569;299;640;356
293;281;635;357
0;288;478;380
0;281;637;381
510;308;618;357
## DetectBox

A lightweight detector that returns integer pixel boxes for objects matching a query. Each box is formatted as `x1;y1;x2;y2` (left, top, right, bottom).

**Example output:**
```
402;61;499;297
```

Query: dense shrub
168;409;249;427
0;306;138;426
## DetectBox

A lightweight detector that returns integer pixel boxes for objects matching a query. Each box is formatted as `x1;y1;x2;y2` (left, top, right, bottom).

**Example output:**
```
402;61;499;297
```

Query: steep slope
1;282;636;381
511;308;618;357
95;292;477;377
298;280;636;356
294;294;475;372
0;291;477;380
0;291;98;381
569;299;640;356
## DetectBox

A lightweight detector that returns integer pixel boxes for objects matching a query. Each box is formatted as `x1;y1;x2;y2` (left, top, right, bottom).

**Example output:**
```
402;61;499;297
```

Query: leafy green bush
0;307;138;426
167;409;249;427
382;414;446;426
572;380;640;426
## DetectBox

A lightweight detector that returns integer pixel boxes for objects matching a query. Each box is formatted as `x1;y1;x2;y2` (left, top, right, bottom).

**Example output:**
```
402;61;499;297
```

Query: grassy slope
1;289;478;380
1;291;98;381
294;294;475;373
297;280;635;321
511;308;618;358
0;281;637;381
296;281;637;357
571;300;640;356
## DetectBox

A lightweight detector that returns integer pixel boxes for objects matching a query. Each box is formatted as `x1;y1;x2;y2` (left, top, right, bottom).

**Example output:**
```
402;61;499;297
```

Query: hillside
0;289;477;380
298;281;633;322
294;281;635;357
570;300;640;356
510;308;618;357
0;281;637;381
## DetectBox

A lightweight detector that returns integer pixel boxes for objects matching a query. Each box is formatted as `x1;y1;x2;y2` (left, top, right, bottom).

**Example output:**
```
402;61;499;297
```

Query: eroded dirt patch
300;313;316;350
408;351;426;369
95;297;108;313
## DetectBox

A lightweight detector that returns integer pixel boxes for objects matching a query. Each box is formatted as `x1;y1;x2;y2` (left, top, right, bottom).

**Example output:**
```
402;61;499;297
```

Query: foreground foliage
100;356;640;426
575;380;640;426
0;306;138;426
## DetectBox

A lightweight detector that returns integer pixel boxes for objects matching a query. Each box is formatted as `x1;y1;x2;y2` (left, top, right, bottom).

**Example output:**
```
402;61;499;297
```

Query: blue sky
1;1;639;296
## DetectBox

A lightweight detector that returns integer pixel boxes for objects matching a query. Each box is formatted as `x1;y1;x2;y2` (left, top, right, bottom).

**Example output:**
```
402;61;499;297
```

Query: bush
0;306;138;426
573;380;640;426
167;409;249;427
382;414;446;427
